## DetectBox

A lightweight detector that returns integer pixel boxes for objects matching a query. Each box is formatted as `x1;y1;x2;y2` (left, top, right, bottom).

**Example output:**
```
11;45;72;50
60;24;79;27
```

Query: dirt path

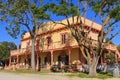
0;72;119;80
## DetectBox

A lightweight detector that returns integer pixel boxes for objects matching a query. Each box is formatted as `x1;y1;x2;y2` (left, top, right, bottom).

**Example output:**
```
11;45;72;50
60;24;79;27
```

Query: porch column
9;55;12;68
78;48;82;71
16;55;19;69
36;53;40;71
78;48;82;62
68;48;71;65
81;47;85;72
26;54;29;69
101;54;103;64
115;51;118;63
50;50;53;65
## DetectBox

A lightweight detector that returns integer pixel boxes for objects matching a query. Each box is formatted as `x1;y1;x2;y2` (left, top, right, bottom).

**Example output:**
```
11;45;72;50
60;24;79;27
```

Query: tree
0;41;17;66
0;0;49;71
117;45;120;53
48;0;120;76
105;38;114;44
105;52;115;65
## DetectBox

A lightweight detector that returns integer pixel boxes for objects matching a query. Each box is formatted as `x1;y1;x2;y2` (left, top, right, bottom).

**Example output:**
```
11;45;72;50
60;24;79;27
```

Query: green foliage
0;69;49;74
0;0;50;39
92;0;120;20
117;45;120;53
92;2;101;13
0;42;17;61
63;65;69;72
67;72;113;79
31;4;50;20
50;65;58;72
109;6;120;20
105;52;115;64
48;1;79;16
118;58;120;63
0;44;9;60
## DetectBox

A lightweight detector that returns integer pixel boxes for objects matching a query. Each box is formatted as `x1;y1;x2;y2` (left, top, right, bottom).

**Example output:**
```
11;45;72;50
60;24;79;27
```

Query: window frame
61;33;67;44
46;36;52;46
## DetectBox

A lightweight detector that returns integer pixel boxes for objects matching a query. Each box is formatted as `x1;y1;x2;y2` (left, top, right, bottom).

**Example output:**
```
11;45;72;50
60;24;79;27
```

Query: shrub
50;65;58;72
63;65;69;72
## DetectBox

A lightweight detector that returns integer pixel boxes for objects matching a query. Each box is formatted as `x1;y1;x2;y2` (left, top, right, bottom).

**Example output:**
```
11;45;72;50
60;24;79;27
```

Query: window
61;34;66;44
39;38;44;47
26;41;30;47
47;36;52;46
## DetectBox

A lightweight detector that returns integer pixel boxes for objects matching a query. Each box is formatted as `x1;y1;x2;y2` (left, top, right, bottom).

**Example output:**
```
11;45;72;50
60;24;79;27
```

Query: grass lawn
0;69;50;74
0;69;120;79
67;72;120;79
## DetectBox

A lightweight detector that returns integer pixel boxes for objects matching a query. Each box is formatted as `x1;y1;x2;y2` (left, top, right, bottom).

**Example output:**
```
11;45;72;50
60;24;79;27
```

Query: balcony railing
11;49;20;55
11;40;117;55
11;48;28;55
105;44;116;50
39;41;71;51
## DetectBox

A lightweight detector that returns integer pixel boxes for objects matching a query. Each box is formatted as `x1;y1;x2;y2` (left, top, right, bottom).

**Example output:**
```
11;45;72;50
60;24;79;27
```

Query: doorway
58;52;69;69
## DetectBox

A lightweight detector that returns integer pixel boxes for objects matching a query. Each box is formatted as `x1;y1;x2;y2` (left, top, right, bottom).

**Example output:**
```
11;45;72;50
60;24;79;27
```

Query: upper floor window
61;33;66;44
26;41;30;48
39;38;44;47
47;36;52;46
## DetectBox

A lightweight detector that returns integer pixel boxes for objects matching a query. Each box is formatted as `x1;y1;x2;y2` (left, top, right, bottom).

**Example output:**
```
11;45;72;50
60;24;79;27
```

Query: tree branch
18;21;32;36
109;30;120;42
49;18;67;26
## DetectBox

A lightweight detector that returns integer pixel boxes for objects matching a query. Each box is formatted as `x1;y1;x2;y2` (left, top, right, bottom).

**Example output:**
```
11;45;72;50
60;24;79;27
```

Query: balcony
39;41;72;51
10;49;20;55
10;48;27;56
105;44;116;51
11;40;118;55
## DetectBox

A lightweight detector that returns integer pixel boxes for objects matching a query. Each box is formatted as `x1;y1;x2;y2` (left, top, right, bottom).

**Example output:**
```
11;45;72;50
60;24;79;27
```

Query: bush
118;58;120;64
50;65;58;72
63;65;69;72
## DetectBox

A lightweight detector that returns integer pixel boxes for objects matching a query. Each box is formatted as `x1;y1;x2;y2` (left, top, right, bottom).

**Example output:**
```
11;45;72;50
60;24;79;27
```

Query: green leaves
117;45;120;53
31;4;50;20
109;6;120;20
105;52;115;64
0;0;50;39
0;44;8;60
6;20;20;39
92;2;101;13
0;42;17;60
8;0;28;16
92;0;120;21
48;2;79;16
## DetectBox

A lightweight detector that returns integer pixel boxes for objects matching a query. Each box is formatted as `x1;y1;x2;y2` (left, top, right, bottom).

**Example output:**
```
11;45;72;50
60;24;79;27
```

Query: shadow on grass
0;69;50;75
67;72;116;79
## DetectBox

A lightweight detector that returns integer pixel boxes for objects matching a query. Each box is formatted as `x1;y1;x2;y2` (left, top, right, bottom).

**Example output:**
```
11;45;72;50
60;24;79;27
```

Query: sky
0;23;21;46
0;0;120;47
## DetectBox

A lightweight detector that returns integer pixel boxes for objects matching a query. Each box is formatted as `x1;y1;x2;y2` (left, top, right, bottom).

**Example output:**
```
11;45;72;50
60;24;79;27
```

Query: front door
58;53;69;69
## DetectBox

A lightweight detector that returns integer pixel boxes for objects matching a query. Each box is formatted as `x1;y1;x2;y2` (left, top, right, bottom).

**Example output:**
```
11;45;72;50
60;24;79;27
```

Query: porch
9;47;86;71
9;43;120;72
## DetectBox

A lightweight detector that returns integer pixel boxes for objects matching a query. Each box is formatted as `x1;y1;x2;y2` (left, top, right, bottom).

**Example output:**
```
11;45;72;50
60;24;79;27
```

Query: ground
0;72;119;80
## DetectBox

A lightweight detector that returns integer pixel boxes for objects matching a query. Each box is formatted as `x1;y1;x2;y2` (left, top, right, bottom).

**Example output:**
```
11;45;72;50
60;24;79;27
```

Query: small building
9;17;120;71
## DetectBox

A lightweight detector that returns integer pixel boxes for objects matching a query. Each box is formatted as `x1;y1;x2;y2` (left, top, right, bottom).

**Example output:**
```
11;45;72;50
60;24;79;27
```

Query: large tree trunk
31;38;36;72
88;57;99;76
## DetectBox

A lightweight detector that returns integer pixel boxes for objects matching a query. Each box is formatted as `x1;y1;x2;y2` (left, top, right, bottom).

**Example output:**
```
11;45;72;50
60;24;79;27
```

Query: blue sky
0;23;21;46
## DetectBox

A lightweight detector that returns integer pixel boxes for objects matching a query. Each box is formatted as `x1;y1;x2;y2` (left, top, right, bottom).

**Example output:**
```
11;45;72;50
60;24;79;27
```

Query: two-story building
9;16;120;71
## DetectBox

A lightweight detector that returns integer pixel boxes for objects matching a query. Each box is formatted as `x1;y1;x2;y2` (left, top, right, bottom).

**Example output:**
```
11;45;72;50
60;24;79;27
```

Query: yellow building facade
9;17;120;71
